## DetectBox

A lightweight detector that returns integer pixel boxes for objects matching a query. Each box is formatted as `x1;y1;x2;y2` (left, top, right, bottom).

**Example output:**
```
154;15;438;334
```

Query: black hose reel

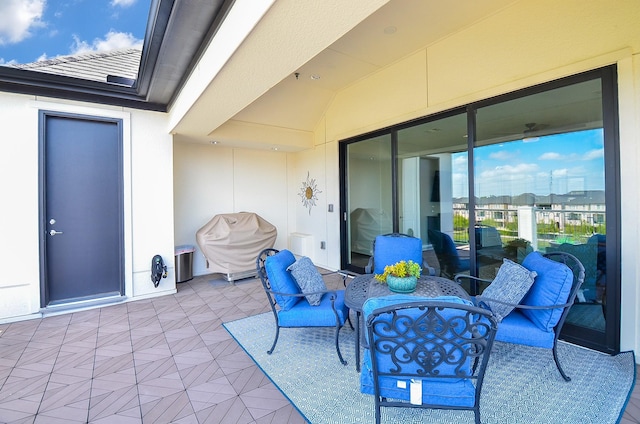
151;254;168;287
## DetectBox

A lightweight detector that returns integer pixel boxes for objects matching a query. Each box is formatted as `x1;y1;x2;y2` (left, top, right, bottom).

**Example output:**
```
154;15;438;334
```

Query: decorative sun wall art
298;171;322;215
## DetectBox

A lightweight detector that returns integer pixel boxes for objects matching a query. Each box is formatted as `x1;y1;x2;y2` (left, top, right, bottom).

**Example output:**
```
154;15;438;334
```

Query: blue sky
452;129;605;198
0;0;150;65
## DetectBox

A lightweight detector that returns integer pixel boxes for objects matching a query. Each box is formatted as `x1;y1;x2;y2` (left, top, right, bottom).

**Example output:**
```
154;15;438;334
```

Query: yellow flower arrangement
374;260;421;283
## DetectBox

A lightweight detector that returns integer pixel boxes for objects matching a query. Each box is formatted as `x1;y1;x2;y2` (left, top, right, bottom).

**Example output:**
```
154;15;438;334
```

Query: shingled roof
9;48;141;85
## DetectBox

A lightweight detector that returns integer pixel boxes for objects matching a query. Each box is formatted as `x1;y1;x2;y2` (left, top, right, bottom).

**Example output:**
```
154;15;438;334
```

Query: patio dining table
344;273;471;372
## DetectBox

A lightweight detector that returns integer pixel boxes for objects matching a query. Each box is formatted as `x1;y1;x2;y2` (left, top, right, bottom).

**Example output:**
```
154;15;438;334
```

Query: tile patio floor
0;272;638;423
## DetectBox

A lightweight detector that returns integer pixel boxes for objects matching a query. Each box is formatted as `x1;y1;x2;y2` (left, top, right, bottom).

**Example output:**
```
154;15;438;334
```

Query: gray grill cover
196;212;277;274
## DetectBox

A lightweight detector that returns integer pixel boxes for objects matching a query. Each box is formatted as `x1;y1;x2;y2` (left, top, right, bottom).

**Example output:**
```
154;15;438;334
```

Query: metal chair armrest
267;288;339;299
423;261;436;276
320;269;358;286
364;257;373;274
454;274;492;285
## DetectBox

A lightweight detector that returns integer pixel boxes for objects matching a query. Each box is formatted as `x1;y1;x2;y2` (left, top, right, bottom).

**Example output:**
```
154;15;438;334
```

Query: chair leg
553;343;571;381
267;325;280;355
347;313;354;330
335;325;347;365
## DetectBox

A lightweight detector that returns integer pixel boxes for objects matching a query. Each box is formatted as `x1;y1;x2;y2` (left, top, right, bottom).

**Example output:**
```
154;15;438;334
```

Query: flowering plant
374;260;421;283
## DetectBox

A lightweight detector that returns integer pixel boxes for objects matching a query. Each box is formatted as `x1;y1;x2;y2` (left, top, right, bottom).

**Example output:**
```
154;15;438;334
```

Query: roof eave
134;0;174;98
0;67;165;111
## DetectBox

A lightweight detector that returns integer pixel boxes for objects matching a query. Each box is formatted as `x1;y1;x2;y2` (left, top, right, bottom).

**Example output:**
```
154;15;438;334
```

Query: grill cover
196;212;277;274
350;208;392;255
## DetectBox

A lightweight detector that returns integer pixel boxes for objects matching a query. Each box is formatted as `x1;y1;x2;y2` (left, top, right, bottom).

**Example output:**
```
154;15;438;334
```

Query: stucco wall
0;93;42;320
173;142;291;275
127;108;176;298
326;2;640;142
0;94;176;322
316;0;640;353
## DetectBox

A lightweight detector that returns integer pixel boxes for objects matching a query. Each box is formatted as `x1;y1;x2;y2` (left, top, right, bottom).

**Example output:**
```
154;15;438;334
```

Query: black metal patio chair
256;248;351;365
360;296;498;424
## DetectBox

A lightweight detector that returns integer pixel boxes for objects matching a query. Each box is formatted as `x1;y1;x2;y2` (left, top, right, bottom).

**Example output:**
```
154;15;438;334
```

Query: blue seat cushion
361;295;478;407
494;309;555;349
265;249;301;311
373;235;423;275
520;252;573;331
278;290;348;327
360;352;476;407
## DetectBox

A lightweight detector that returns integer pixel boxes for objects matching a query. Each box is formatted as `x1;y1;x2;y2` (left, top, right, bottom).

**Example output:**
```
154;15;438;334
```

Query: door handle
49;230;63;236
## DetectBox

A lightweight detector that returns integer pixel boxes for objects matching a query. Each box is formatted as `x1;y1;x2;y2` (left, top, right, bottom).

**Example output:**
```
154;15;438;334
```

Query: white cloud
476;163;539;196
70;30;143;55
111;0;136;7
0;57;19;66
0;0;46;45
583;148;604;160
539;152;563;160
452;172;469;198
453;155;467;167
489;150;516;160
552;168;568;178
480;163;538;179
539;151;582;161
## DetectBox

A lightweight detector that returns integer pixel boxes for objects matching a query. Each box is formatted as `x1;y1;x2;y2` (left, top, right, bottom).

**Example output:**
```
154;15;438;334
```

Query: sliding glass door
339;66;619;354
473;73;617;351
341;134;392;270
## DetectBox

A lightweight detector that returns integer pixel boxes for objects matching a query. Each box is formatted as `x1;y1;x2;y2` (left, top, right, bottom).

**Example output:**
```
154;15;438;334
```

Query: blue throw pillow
363;294;472;318
264;250;301;311
520;251;574;331
287;256;327;306
363;295;473;344
478;258;537;322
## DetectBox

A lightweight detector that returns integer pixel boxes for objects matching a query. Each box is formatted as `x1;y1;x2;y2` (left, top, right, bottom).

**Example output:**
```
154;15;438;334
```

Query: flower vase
386;275;417;293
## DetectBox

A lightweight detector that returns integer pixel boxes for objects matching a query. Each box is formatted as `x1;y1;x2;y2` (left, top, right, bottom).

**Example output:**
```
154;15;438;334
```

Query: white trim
30;100;134;303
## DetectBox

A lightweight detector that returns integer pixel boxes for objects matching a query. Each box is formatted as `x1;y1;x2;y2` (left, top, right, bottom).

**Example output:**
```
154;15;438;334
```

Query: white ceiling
172;0;521;147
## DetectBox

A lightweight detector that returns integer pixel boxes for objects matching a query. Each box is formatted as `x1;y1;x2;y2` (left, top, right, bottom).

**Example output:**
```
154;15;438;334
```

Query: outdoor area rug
223;312;636;424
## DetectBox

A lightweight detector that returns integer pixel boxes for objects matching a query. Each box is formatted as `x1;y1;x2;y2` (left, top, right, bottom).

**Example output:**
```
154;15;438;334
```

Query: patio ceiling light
384;26;397;34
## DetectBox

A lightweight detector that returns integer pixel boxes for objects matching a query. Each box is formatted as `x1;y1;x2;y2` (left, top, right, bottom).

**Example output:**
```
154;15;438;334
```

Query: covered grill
196;212;277;282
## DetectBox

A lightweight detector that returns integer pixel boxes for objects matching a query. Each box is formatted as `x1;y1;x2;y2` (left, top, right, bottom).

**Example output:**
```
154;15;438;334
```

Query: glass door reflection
475;78;607;337
396;112;469;280
344;135;392;271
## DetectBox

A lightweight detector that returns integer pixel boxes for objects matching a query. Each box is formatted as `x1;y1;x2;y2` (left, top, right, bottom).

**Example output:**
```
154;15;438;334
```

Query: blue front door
41;112;123;305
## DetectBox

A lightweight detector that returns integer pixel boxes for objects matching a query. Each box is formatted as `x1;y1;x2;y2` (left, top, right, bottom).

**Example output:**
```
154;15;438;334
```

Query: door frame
38;110;125;308
338;66;620;354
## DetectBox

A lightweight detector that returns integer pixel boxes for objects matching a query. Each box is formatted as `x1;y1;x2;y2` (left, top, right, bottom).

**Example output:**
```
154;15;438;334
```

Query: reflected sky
452;129;605;198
